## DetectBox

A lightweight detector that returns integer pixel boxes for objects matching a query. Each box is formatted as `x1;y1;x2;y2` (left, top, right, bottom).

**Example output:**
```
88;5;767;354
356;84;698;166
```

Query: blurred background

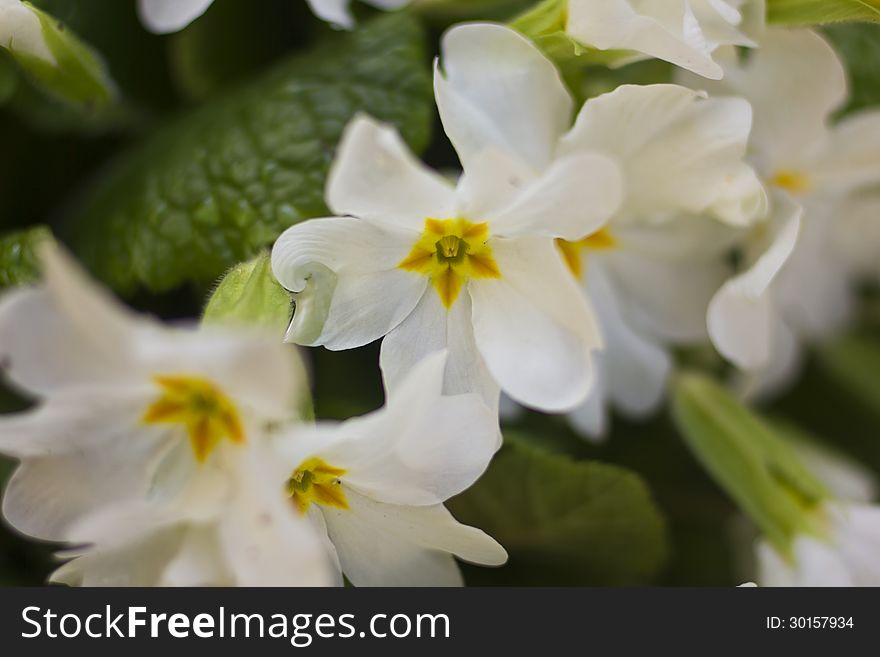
1;0;880;586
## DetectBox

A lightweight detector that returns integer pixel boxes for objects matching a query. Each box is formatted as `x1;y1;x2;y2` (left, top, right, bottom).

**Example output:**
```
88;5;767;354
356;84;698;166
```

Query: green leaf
768;0;880;25
0;226;51;290
824;23;880;115
671;373;828;553
818;334;880;415
167;0;314;102
202;252;291;332
67;13;433;294
448;434;668;585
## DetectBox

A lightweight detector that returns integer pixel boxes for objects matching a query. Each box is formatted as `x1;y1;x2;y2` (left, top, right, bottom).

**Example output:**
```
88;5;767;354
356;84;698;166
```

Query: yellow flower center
399;218;501;309
556;228;618;278
772;169;811;194
287;457;349;514
142;375;245;463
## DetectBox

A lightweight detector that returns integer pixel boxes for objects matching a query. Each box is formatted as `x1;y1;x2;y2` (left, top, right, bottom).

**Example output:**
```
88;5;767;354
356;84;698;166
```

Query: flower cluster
1;0;880;588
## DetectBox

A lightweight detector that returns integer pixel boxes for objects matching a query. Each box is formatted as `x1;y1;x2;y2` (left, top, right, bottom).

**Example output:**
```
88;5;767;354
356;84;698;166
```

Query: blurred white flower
273;23;625;415
306;0;410;29
682;29;880;397
137;0;410;34
555;83;764;438
0;244;333;586
566;0;765;79
755;431;880;587
0;0;54;64
273;351;506;586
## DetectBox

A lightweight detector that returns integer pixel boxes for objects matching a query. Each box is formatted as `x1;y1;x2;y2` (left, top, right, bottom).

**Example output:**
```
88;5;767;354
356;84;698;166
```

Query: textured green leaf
819;335;880;415
202;252;291;332
0;226;50;290
768;0;880;25
824;23;880;115
68;13;433;294
449;434;668;585
671;373;828;553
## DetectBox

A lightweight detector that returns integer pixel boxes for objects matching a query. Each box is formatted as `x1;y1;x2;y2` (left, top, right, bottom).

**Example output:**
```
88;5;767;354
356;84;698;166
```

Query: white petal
487;153;622;241
560;84;764;225
832;504;880;585
137;0;215;34
0;245;144;396
737;315;802;401
598;218;734;343
810;110;880;195
790;442;877;505
321;490;506;586
435;23;572;171
316;351;499;506
271;217;427;349
567;355;609;441
756;536;853;586
682;29;847;171
567;0;737;79
588;265;672;419
708;195;802;369
470;237;601;412
305;0;354;28
380;289;500;411
0;0;54;63
327;116;455;230
218;449;335;587
0;392;172;541
51;524;187;587
161;525;232;586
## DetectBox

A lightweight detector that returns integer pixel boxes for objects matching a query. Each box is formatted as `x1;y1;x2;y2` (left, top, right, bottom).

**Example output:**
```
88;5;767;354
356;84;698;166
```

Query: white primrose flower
554;83;765;438
137;0;410;34
271;351;507;586
0;245;334;586
682;29;880;396
273;23;625;416
566;0;765;80
756;447;880;587
0;0;53;65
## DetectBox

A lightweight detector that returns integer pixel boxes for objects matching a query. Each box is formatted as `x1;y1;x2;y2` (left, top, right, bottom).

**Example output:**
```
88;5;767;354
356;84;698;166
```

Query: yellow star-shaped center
142;375;245;463
399;218;501;309
287;457;349;514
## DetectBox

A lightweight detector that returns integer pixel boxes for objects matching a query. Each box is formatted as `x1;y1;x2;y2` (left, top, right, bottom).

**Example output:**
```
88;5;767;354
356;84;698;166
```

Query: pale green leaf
768;0;880;25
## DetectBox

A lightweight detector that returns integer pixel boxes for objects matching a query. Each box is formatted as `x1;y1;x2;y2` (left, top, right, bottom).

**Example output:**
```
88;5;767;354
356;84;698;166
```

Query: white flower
270;350;506;586
554;83;765;437
755;433;880;587
0;244;333;586
566;0;765;79
137;0;410;34
683;29;880;396
756;505;880;586
0;0;55;64
273;23;625;415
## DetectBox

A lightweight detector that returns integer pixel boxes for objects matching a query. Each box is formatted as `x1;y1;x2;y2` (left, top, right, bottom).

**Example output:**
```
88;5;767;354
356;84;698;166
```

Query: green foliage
202;252;291;333
449;434;669;585
768;0;880;25
67;13;433;295
819;334;880;416
671;373;829;554
0;226;50;290
824;23;880;115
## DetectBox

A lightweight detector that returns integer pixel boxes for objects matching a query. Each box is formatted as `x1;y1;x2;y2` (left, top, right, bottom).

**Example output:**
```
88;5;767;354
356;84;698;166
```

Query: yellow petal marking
143;375;245;463
399;218;501;309
772;169;812;195
287;457;349;514
555;227;618;278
